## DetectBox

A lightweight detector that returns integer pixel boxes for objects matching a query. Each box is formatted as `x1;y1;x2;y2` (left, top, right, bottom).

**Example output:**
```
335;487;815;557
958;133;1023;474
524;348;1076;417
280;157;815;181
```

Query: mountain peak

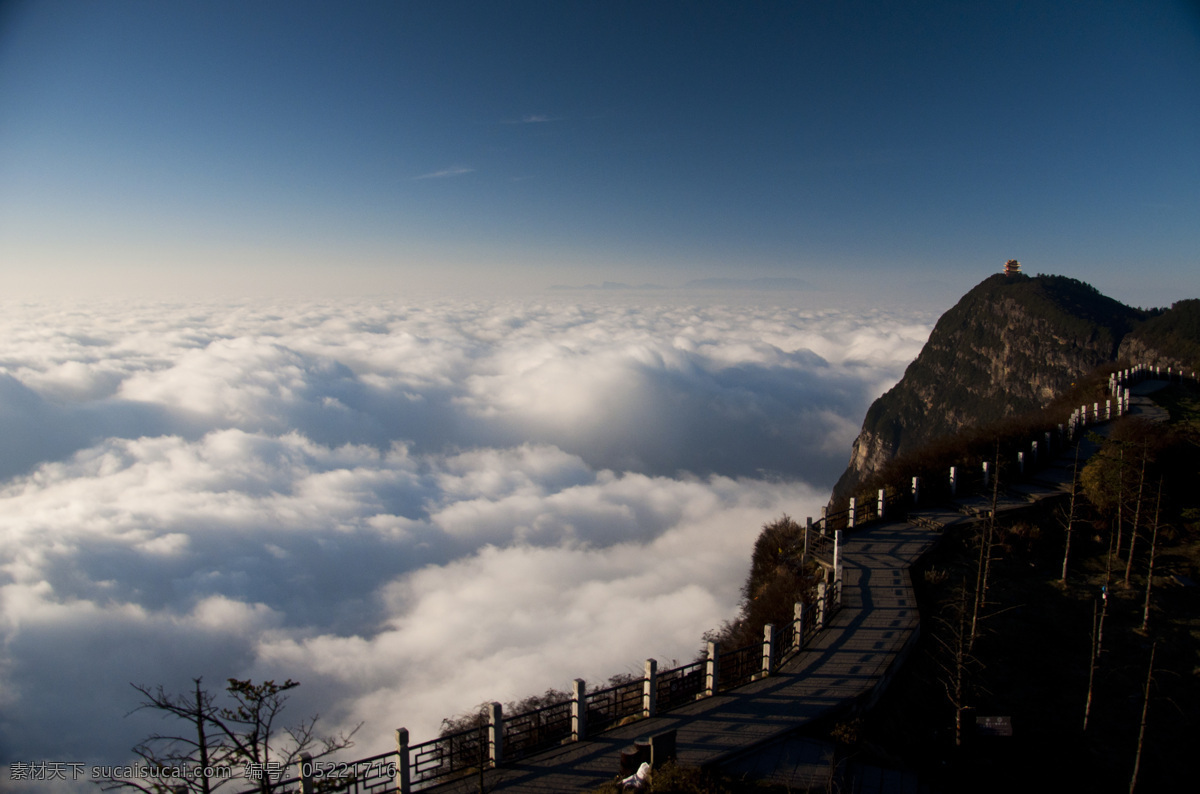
831;273;1151;503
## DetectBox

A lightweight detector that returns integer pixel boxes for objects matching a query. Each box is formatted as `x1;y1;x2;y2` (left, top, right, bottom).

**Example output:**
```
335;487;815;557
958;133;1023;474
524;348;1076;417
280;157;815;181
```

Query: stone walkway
426;517;956;792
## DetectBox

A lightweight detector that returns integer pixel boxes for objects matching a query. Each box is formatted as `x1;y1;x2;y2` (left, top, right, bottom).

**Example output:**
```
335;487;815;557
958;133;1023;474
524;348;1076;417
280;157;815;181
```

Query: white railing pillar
1018;450;1025;475
848;497;856;528
705;641;720;697
761;623;775;677
982;461;989;488
877;488;885;520
571;678;587;740
643;659;657;717
298;753;314;794
793;601;804;652
912;476;920;505
817;582;827;629
833;529;842;574
395;729;411;794
488;702;503;765
950;466;957;496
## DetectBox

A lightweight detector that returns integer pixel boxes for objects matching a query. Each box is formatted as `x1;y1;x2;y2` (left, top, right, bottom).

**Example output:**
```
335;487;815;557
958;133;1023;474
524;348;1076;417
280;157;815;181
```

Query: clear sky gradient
2;0;1198;307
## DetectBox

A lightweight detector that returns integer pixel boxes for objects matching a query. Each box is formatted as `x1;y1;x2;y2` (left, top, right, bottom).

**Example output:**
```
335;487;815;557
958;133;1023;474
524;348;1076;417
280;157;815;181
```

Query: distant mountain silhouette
682;277;811;290
547;281;667;290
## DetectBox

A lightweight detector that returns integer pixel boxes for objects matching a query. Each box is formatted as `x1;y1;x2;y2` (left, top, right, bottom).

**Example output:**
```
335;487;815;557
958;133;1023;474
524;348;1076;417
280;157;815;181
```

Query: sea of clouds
0;295;931;789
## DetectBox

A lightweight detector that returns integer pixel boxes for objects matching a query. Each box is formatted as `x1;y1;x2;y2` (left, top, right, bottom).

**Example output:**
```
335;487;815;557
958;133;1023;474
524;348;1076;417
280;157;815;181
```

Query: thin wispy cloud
500;114;563;124
414;165;475;180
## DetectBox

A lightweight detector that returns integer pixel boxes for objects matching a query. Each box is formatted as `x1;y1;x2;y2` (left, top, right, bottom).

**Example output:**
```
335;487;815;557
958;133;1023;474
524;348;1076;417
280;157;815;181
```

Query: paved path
423;387;1170;792
427;518;959;792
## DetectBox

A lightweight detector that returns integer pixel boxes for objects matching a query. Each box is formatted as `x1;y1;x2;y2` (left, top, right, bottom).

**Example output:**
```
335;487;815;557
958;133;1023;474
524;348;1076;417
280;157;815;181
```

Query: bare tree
100;678;358;794
1140;481;1163;634
1061;446;1081;583
1083;599;1100;732
1114;447;1126;557
1123;447;1148;588
969;446;1001;651
933;584;980;747
100;679;233;794
1129;643;1156;793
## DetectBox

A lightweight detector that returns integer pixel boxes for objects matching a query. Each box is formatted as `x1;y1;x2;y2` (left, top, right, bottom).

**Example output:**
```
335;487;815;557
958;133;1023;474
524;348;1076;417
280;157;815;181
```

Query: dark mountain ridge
832;272;1196;505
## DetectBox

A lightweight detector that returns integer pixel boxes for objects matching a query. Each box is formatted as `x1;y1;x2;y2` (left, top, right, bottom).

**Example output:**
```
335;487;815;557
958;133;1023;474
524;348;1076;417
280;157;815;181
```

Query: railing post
848;497;856;529
982;460;989;488
817;582;827;629
820;506;827;535
643;659;657;717
705;641;720;697
950;466;957;496
571;679;587;741
761;623;774;677
877;488;885;520
488;702;503;766
804;516;811;562
912;475;920;506
395;728;411;794
833;529;842;574
298;752;313;794
1017;451;1024;475
1031;440;1038;463
1105;399;1111;420
793;601;804;652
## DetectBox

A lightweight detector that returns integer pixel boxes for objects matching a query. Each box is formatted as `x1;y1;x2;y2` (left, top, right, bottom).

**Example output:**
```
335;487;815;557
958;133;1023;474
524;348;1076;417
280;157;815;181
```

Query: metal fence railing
654;659;705;713
584;678;644;735
717;643;760;692
409;723;485;790
502;699;573;761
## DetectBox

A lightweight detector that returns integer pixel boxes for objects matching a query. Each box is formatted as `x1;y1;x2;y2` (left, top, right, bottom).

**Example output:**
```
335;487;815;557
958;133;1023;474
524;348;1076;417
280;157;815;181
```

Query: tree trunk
1083;599;1099;732
1140;482;1163;633
1129;643;1156;793
1124;451;1147;588
970;448;1000;650
1061;447;1081;582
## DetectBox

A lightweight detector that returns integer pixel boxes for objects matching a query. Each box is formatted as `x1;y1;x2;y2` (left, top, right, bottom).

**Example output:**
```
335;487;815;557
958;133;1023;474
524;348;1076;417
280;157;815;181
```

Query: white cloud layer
0;295;930;788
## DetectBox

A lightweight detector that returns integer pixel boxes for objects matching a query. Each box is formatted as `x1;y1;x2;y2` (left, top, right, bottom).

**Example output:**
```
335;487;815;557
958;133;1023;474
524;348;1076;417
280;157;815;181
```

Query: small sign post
976;715;1013;737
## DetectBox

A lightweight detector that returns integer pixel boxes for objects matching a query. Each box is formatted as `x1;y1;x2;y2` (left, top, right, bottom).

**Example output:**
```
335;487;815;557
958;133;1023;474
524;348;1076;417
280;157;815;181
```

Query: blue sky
1;0;1198;306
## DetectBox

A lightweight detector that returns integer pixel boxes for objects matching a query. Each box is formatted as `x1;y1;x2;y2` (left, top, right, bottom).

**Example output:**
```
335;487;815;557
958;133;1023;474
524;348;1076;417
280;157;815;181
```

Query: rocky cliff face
832;273;1146;504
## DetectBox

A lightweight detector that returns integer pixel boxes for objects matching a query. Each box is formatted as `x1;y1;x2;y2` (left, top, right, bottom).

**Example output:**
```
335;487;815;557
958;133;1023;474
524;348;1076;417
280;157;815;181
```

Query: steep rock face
832;273;1145;504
